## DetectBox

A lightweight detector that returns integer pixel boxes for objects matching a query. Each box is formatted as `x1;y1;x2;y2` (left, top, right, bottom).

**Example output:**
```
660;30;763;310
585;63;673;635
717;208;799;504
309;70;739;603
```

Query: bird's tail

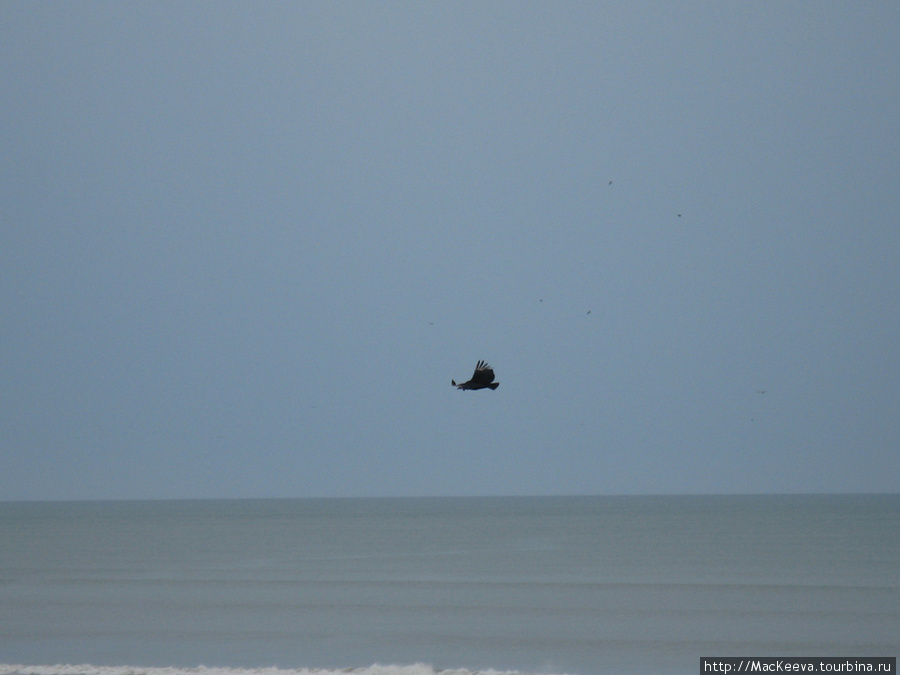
488;382;499;390
451;380;457;387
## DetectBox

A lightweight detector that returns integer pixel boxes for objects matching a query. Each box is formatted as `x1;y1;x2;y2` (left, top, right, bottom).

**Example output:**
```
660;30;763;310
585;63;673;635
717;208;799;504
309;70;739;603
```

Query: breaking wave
0;666;564;675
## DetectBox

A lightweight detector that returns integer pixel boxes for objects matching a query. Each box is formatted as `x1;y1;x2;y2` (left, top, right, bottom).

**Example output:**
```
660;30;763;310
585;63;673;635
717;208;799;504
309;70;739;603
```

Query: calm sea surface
0;495;897;675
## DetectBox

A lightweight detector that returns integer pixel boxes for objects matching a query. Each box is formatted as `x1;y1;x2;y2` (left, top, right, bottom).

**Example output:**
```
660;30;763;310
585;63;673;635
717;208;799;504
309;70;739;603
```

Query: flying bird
452;360;499;391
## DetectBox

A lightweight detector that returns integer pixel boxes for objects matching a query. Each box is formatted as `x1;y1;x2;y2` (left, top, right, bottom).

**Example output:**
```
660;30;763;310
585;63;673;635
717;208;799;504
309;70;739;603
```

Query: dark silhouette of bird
452;361;499;390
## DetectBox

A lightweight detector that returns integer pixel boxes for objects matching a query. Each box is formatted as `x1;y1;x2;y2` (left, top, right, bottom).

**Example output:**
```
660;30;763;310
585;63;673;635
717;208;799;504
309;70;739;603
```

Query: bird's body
452;360;499;390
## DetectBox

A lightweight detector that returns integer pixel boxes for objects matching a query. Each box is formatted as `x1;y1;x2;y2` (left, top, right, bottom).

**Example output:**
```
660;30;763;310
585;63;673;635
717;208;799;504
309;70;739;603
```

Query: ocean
0;495;897;675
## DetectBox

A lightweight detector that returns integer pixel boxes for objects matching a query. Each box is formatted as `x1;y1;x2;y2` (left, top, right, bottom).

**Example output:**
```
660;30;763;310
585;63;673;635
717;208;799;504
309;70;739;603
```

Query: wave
0;666;563;675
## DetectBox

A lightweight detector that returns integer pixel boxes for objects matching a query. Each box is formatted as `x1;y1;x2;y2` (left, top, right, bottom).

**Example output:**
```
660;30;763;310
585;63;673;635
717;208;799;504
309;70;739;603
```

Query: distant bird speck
452;361;499;391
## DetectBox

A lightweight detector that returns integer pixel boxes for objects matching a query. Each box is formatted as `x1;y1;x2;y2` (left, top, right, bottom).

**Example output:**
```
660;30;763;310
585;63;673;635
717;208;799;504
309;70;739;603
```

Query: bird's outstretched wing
470;360;495;386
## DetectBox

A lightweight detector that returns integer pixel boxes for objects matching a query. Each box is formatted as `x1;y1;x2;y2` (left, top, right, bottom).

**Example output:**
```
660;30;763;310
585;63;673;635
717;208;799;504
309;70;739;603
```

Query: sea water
0;495;897;675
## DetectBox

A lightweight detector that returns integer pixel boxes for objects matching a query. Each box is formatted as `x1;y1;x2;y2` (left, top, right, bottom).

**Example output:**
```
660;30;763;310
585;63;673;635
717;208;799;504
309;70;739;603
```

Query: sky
2;3;899;501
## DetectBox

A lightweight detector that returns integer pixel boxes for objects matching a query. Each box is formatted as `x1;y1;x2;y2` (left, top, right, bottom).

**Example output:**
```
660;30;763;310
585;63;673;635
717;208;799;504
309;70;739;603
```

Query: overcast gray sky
3;3;899;500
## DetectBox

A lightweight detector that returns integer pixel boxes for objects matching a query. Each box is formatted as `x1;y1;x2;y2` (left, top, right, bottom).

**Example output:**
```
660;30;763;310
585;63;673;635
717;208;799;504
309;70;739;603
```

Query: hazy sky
3;3;899;500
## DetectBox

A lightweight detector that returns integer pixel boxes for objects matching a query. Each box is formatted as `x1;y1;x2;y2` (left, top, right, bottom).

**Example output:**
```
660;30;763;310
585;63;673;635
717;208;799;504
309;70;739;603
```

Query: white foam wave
0;666;562;675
